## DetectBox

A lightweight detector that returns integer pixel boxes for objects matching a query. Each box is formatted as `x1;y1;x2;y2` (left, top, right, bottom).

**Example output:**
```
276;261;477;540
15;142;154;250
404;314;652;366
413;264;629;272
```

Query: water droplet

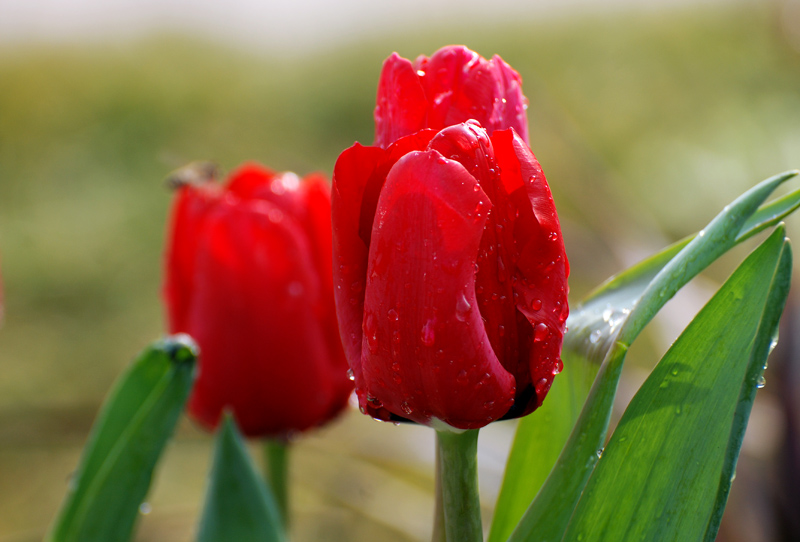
659;379;670;389
553;359;564;374
671;367;679;376
347;368;354;381
534;323;548;342
498;325;505;337
388;308;399;322
456;370;468;384
483;400;495;410
421;319;436;346
596;448;604;459
287;281;304;297
675;405;682;415
455;293;472;322
531;298;543;311
548;231;558;242
139;502;152;515
365;312;378;354
756;375;766;389
400;401;413;415
497;255;508;282
534;377;549;395
769;337;779;354
416;69;426;77
349;281;363;294
589;329;602;344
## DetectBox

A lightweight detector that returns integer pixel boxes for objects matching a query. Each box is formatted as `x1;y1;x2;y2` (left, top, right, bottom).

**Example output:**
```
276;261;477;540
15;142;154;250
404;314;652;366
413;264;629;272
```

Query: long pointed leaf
491;173;800;542
46;335;198;542
196;415;285;542
561;227;791;541
505;170;797;542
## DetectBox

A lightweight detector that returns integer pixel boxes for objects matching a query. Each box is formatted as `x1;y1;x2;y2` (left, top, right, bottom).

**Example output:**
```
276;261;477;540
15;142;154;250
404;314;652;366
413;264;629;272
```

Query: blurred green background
2;2;800;541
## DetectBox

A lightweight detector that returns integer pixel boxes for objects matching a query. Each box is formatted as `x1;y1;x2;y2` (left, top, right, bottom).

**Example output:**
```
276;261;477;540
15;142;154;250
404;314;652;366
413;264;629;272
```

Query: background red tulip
164;163;352;438
374;45;529;149
333;121;568;430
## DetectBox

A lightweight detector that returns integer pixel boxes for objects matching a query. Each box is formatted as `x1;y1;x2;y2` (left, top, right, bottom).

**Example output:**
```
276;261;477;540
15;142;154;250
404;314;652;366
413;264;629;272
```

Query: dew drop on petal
388;308;399;322
421;319;436;346
456;369;468;384
400;401;413;415
533;323;548;343
347;368;355;381
287;281;304;297
531;298;543;311
268;208;284;223
455;293;472;322
365;312;378;354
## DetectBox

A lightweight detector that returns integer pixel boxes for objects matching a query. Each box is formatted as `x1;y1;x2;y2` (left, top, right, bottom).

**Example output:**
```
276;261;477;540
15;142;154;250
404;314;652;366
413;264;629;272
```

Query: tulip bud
333;122;568;430
374;45;529;149
164;163;352;438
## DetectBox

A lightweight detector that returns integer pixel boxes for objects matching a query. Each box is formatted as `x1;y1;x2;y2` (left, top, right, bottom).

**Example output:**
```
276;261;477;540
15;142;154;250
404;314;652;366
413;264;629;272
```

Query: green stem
432;441;446;542
262;439;290;528
435;429;482;542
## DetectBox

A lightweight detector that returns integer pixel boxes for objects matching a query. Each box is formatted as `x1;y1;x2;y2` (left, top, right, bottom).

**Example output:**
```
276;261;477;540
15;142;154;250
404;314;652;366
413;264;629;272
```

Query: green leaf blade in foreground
46;334;198;542
197;416;285;542
487;349;596;542
503;170;798;542
562;227;791;542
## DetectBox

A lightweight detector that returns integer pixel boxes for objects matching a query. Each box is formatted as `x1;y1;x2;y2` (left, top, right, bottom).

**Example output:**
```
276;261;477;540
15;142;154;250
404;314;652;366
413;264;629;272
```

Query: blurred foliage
0;3;799;541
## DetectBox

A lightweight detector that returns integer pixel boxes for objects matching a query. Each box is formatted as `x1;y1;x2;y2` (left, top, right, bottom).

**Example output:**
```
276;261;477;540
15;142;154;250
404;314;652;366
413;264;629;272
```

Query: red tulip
164;163;352;438
332;121;568;430
374;45;529;149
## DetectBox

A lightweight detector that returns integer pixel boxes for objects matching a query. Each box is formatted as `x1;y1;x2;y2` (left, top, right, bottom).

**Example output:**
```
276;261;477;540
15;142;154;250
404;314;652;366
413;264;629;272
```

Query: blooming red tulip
332;121;568;430
164;163;352;438
374;45;529;149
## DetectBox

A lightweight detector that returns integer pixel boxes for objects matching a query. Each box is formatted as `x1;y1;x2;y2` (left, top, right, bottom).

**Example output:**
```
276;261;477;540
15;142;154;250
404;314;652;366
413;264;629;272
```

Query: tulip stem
263;439;290;529
434;429;482;542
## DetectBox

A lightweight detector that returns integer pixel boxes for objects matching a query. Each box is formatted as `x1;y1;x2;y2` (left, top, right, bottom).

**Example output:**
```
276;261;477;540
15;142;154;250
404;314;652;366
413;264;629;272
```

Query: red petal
163;182;221;332
186;200;350;437
360;150;516;430
332;143;386;378
298;175;350;392
493;128;569;414
415;46;530;144
374;53;429;149
225;162;278;200
426;123;527;398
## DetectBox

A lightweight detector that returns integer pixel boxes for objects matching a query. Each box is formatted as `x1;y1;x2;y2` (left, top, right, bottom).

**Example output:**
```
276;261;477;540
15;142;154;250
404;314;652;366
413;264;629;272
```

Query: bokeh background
2;0;800;540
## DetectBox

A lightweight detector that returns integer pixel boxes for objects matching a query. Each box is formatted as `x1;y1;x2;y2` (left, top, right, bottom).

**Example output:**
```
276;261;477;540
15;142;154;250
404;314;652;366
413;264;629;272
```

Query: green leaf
197;415;285;542
561;226;791;541
487;351;596;542
46;335;198;542
502;170;798;542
